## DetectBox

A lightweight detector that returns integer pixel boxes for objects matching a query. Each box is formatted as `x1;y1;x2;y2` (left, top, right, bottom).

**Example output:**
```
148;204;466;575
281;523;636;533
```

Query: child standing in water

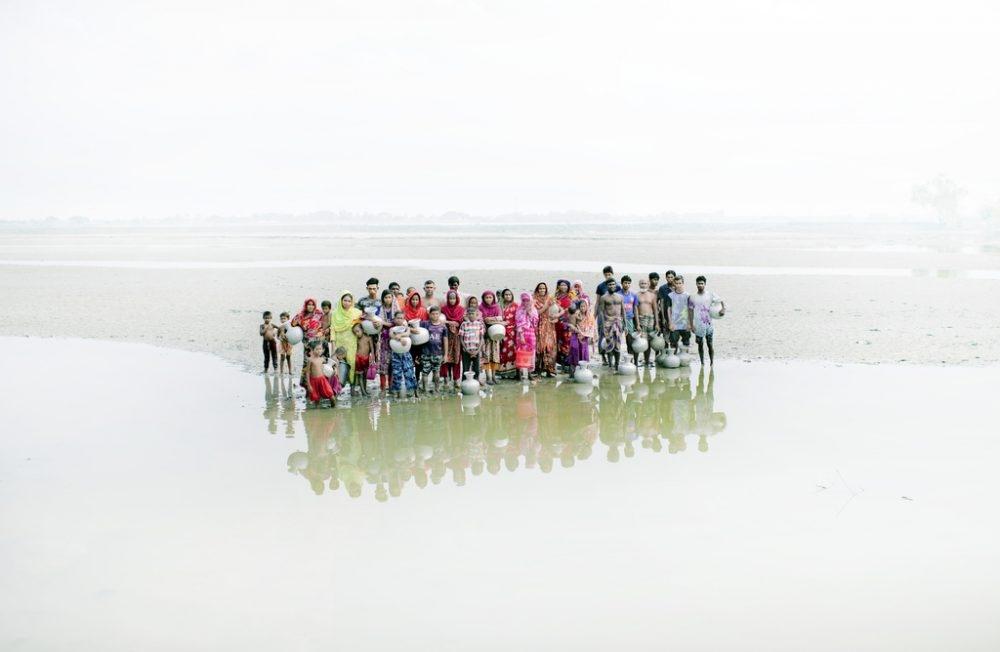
459;301;485;382
479;291;503;385
260;311;278;373
278;311;293;375
306;343;336;407
353;323;371;396
420;305;448;393
389;313;419;399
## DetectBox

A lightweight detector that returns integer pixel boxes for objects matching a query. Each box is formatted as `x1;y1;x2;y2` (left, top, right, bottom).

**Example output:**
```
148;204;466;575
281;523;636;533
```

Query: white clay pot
390;337;411;354
487;324;506;341
631;336;648;354
665;351;680;368
710;303;724;319
617;361;637;376
410;326;430;346
285;326;304;345
678;349;692;367
361;318;381;335
655;352;670;367
574;366;594;384
649;335;666;352
460;371;481;395
322;363;334;378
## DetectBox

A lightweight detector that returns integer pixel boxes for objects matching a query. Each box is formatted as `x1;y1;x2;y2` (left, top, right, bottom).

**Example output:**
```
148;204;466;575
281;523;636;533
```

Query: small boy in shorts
278;311;293;375
353;323;371;396
259;311;278;373
306;343;336;407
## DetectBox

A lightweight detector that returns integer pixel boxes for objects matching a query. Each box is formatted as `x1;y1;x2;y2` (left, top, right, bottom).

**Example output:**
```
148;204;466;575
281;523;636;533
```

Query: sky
1;0;998;221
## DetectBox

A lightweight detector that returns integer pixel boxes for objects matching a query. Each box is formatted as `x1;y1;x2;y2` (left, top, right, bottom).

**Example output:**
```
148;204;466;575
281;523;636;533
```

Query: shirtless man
636;278;660;367
422;280;441;309
596;278;625;371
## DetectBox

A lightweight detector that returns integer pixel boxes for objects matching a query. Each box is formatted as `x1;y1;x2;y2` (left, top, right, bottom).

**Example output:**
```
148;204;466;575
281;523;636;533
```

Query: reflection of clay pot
461;393;482;413
487;324;506;341
287;452;308;471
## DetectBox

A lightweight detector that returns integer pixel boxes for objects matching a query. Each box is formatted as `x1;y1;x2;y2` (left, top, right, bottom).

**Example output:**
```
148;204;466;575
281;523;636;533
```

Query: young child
278;311;293;375
420;305;448;393
389;313;419;399
306;343;337;407
353;323;371;396
459;303;485;382
260;311;278;373
320;300;333;358
330;346;350;390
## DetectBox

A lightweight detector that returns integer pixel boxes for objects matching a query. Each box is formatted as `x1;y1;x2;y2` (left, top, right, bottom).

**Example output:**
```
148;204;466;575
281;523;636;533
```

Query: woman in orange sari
533;282;559;377
498;288;518;377
554;279;573;367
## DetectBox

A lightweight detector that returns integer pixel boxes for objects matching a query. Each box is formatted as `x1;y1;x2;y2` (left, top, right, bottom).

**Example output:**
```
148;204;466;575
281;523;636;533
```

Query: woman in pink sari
291;297;324;385
479;290;503;385
532;282;559;377
515;292;538;381
440;290;465;390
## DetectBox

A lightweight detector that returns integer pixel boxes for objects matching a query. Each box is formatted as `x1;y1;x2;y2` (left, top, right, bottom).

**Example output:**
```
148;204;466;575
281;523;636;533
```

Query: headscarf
479;290;501;319
295;297;324;339
403;291;428;322
440;289;465;323
578;299;596;338
331;291;362;334
516;292;538;330
572;280;589;302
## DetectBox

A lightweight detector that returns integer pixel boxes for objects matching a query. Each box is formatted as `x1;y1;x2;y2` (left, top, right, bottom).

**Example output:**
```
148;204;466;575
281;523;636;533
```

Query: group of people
257;267;725;405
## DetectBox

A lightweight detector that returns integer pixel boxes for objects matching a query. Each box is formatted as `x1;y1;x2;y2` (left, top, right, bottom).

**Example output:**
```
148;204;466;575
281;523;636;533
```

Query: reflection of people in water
278;369;728;500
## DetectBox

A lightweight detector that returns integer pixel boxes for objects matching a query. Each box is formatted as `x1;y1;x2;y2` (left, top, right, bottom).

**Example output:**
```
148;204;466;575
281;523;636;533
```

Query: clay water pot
649;335;666;352
285;326;304;345
410;326;430;346
390;337;411;354
362;318;381;335
631;335;649;354
487;324;506;341
665;351;681;368
460;371;481;395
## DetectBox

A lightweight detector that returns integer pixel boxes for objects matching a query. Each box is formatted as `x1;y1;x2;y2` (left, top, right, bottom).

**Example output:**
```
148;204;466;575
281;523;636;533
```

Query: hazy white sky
1;0;998;221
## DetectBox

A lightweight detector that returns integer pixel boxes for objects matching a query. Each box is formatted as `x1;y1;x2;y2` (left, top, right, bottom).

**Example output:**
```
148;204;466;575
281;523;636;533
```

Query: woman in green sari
331;290;362;383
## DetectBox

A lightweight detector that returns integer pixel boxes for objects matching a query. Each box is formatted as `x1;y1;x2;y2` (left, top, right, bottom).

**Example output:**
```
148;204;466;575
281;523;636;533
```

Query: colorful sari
533;284;557;374
515;293;539;370
554;279;573;365
479;290;503;367
440;290;465;381
499;290;518;373
331;290;362;377
377;294;397;380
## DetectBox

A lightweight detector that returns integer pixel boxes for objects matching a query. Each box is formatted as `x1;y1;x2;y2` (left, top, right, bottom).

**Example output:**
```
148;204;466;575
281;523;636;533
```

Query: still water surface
1;338;998;651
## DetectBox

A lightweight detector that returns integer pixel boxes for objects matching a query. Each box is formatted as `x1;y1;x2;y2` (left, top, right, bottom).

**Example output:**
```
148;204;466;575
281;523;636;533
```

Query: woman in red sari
533;282;559;377
554;279;573;368
498;288;518;377
440;290;465;390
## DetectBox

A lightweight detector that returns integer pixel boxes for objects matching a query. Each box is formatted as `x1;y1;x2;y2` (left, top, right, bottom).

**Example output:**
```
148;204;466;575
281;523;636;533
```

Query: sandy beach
2;221;999;370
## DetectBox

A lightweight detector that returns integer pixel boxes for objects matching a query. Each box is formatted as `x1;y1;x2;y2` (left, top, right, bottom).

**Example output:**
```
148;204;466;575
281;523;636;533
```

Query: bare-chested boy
596;278;625;371
306;343;336;407
636;278;660;367
260;311;278;373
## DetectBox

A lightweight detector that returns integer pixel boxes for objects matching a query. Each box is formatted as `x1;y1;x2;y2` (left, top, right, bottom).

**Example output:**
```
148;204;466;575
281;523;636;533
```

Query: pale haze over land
1;0;998;221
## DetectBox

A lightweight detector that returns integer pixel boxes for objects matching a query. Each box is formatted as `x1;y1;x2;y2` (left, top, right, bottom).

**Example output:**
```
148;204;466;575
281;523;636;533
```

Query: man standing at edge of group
597;277;624;372
619;275;639;365
690;275;725;366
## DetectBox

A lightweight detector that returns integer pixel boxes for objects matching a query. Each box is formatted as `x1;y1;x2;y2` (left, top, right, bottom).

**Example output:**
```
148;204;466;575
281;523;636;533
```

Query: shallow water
2;338;999;650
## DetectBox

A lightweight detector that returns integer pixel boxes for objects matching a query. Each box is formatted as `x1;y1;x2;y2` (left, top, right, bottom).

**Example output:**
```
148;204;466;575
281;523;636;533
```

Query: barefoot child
460;301;485;382
330;346;350;390
352;323;372;396
420;306;448;393
278;311;293;375
306;343;337;407
389;313;419;399
260;311;278;373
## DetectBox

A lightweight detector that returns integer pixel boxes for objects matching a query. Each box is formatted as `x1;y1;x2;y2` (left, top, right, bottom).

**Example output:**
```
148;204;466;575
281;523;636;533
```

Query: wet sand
1;223;1000;369
2;337;999;650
